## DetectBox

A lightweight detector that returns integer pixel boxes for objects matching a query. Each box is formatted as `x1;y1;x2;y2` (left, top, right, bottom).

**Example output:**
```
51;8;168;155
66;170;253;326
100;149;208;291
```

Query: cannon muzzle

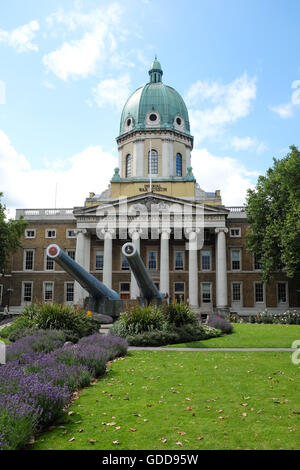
47;244;120;302
122;242;163;303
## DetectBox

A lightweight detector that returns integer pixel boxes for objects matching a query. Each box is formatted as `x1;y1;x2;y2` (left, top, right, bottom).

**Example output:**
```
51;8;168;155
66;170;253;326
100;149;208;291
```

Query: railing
226;206;246;213
16;208;75;219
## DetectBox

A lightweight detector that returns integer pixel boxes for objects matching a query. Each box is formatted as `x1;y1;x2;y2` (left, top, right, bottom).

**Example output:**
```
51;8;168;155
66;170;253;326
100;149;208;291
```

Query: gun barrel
47;244;120;301
122;242;163;303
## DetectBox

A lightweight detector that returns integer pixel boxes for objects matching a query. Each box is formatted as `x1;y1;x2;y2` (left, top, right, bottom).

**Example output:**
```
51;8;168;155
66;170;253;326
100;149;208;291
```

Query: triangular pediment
74;192;228;218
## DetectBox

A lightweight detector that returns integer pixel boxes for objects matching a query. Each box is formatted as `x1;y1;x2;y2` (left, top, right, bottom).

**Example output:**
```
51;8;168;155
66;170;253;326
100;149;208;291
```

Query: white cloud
0;20;39;53
93;74;131;110
185;74;257;143
43;3;125;80
0;130;117;213
270;77;300;118
231;136;267;154
192;148;258;205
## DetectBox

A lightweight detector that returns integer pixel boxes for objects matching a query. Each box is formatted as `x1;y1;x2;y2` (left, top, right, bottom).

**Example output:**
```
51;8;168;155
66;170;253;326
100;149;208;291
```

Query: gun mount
122;242;164;304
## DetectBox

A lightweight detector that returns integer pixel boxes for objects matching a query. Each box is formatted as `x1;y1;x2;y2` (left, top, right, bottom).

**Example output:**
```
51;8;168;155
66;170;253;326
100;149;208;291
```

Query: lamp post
6;288;13;313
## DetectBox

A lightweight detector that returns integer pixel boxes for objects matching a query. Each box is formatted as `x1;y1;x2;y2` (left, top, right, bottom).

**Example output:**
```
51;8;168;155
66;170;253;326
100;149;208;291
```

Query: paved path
128;346;297;351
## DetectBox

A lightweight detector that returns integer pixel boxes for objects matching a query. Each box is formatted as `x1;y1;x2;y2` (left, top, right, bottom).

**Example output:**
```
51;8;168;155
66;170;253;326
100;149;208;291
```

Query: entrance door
231;282;242;309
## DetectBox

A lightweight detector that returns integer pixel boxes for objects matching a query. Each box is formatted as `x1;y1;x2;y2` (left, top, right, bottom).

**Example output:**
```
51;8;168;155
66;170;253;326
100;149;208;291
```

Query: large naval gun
46;243;163;320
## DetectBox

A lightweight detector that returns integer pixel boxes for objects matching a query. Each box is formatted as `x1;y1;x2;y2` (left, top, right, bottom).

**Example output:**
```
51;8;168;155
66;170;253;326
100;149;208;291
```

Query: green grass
32;350;300;450
0;336;11;344
167;323;300;348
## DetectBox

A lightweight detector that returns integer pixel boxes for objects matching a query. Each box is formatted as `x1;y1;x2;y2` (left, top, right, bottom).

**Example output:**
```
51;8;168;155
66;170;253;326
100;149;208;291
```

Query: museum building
1;59;299;314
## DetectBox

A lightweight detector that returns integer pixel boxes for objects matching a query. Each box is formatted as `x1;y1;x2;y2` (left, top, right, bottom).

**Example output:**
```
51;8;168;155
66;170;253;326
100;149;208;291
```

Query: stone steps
99;323;113;335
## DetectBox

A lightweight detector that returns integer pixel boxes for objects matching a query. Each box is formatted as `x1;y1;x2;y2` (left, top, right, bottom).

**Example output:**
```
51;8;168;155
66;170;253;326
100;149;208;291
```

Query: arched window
176;153;182;176
148;149;158;175
125;154;131;177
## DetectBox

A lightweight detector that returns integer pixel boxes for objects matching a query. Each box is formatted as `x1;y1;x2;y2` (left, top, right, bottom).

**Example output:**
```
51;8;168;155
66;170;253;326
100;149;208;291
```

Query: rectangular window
44;282;54;302
25;229;36;238
201;250;211;270
230;228;241;238
232;282;241;302
254;253;261;270
65;282;74;302
147;250;157;270
67;249;75;260
174;282;185;303
46;256;54;271
24;250;34;270
23;282;33;303
95;250;104;270
202;283;211;303
255;283;264;303
278;283;287;303
231;250;241;270
46;229;56;238
66;229;76;238
120;282;130;300
121;253;130;270
174;251;184;270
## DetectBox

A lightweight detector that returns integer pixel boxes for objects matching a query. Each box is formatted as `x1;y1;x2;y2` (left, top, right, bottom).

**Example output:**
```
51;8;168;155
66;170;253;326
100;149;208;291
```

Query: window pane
23;283;32;302
121;254;130;270
95;250;104;270
44;283;53;301
25;251;33;270
66;282;74;302
255;283;264;303
232;283;241;301
148;251;157;270
120;283;130;292
176;153;182;176
201;250;210;270
175;251;184;270
126;154;131;177
174;282;184;292
278;283;287;303
67;250;75;260
46;257;54;270
254;254;261;270
148;150;158;175
202;283;211;303
232;250;240;270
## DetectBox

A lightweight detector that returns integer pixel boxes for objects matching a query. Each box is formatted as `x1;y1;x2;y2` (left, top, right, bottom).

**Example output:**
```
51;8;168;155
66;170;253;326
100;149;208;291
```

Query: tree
0;193;27;274
246;145;300;282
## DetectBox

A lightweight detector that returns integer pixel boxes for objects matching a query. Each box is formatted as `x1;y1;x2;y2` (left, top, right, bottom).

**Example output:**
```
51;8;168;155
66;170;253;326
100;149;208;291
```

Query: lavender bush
0;333;128;450
6;330;66;362
207;315;233;334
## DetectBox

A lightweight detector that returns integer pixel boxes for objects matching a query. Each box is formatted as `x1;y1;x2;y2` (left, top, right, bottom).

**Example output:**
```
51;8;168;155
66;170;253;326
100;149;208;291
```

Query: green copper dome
119;58;191;137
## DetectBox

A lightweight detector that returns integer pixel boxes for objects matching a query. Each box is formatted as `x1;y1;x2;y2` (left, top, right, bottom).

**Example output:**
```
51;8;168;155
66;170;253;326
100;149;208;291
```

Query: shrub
207;315;233;334
111;305;167;337
6;330;66;362
1;303;100;341
127;324;221;346
162;302;197;327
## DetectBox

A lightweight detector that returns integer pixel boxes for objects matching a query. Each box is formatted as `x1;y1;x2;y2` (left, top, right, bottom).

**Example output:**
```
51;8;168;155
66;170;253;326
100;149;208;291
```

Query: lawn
32;350;300;450
167;323;300;349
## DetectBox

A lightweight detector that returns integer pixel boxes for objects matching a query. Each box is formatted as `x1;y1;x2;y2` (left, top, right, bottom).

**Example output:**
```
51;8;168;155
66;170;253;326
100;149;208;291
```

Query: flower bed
0;333;127;450
227;309;300;324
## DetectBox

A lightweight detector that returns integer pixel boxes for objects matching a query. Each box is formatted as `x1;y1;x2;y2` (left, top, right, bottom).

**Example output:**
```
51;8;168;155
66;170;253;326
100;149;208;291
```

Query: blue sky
0;0;300;213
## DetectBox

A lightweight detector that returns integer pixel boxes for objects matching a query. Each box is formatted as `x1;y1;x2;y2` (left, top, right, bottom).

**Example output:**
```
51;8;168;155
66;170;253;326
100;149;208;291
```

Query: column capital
74;228;88;236
215;227;228;234
161;228;171;238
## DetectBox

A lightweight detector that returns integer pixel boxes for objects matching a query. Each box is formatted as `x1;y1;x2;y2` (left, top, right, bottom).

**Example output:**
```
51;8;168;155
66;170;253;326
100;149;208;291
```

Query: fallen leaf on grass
129;428;137;432
160;438;167;443
176;441;183;446
113;440;119;445
88;439;96;444
197;436;204;440
68;437;75;442
242;413;247;417
178;431;186;435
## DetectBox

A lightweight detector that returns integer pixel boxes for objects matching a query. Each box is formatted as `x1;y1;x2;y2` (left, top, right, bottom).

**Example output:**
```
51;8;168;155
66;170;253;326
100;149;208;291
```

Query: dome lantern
148;55;163;83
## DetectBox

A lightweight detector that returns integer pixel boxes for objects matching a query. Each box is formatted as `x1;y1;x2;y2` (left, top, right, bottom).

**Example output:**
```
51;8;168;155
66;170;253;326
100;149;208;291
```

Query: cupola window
148;149;158;175
125;154;131;177
149;113;157;121
176;153;182;176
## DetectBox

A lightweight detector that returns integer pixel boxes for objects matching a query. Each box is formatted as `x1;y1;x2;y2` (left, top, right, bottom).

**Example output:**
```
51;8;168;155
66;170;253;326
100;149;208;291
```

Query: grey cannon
46;244;121;322
122;242;164;304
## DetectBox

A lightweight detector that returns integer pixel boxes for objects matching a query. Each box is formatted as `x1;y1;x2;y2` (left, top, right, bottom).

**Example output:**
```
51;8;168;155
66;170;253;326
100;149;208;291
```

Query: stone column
133;139;144;177
162;139;174;177
215;228;228;308
74;228;91;305
130;231;140;299
187;230;199;308
160;229;170;297
102;229;114;289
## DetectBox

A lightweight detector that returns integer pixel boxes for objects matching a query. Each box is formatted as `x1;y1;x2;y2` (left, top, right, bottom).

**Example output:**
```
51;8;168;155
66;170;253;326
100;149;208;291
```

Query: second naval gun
122;242;164;304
